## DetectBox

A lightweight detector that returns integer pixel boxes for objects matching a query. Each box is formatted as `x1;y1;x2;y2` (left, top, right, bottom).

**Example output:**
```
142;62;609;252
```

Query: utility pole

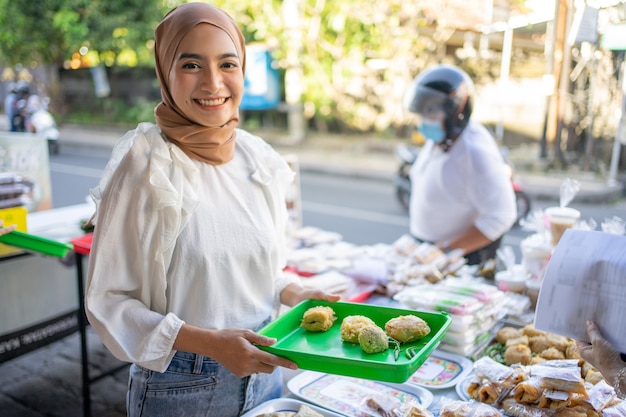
543;0;572;162
283;0;306;144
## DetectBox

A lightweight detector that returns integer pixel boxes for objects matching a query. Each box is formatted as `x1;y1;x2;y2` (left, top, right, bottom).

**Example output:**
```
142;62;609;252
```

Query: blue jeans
127;350;283;417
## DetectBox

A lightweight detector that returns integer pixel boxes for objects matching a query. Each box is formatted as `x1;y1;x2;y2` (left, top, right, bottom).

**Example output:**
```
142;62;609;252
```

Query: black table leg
76;252;91;417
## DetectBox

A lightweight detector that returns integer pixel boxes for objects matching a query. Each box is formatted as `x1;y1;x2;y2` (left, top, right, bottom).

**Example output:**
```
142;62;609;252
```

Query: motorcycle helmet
404;64;474;143
15;80;30;98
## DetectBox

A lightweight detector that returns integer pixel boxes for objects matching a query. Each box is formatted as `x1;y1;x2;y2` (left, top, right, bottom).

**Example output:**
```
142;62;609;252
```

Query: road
48;146;625;262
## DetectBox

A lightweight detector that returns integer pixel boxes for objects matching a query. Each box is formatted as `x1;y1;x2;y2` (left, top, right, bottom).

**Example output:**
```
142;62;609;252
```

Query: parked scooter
26;95;60;155
392;143;531;227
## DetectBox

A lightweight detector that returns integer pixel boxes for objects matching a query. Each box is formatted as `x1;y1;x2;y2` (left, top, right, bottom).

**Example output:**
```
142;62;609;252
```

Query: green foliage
0;0;166;67
60;97;159;126
0;0;544;134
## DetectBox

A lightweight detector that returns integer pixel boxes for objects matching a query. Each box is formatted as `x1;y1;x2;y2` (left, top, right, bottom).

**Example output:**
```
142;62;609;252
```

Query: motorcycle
392;143;531;227
26;95;60;155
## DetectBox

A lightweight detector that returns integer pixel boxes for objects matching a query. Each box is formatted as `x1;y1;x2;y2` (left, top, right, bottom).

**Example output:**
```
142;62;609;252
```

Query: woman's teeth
196;98;226;106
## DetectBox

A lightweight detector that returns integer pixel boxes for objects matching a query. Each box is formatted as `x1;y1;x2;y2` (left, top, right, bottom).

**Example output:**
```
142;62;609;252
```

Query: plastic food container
525;279;543;310
257;300;452;383
495;266;528;294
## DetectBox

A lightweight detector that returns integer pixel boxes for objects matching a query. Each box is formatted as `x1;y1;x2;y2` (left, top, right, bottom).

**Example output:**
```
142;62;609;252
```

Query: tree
0;0;166;111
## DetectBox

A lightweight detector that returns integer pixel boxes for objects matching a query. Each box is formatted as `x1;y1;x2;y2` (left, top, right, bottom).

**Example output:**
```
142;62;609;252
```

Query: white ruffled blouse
85;123;298;372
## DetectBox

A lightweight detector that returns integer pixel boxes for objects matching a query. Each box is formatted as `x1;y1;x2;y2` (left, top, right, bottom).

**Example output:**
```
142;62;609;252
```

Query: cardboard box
0;206;28;257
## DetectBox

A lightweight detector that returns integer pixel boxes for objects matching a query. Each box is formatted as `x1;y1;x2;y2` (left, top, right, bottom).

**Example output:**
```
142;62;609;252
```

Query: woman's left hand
280;283;341;307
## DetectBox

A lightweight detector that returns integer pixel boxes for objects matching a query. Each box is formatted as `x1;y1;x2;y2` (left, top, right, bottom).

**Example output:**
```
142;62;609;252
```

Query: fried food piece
385;315;430;343
359;325;389;354
496;326;522;344
540;346;566;361
365;394;403;417
300;306;336;332
584;368;604;385
512;379;542;403
504;344;532;366
504;335;530;348
529;335;551;354
340;315;376;343
565;340;581;359
521;324;545;338
546;333;570;352
467;378;482;400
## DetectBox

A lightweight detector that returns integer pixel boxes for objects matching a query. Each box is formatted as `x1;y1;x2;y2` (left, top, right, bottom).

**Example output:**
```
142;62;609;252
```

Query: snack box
0;230;73;258
240;398;344;417
257;300;451;383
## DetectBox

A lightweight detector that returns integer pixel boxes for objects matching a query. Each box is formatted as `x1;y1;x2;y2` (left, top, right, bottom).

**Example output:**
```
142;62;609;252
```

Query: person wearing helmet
404;64;517;265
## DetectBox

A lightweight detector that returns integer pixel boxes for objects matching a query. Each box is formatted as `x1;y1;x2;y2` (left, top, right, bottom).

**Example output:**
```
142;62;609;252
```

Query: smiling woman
83;3;341;417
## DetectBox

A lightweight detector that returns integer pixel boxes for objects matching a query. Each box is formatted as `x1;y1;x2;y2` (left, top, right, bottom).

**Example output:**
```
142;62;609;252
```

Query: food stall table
70;232;129;417
0;203;124;417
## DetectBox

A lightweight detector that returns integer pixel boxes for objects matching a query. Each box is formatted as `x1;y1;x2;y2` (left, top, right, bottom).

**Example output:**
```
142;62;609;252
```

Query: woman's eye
182;62;200;69
222;61;238;69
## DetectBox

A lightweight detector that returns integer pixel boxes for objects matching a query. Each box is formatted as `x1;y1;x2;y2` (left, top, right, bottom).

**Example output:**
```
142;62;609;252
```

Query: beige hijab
154;2;246;165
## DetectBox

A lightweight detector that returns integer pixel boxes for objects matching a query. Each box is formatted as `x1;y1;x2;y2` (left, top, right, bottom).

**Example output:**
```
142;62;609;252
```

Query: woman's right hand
174;325;298;378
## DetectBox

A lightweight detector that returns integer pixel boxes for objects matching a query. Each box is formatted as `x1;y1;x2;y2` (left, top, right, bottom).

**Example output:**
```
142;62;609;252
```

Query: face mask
418;119;446;144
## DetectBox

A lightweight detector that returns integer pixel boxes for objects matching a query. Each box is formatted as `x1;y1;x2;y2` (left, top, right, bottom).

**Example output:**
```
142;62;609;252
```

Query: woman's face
168;23;244;127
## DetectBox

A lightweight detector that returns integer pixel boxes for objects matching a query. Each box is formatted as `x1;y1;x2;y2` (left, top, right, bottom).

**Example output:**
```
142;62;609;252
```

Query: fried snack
385;315;430;343
529;335;551;354
497;326;522;344
478;381;502;404
358;325;389;354
532;360;588;396
565;340;581;359
505;344;532;366
500;398;549;417
440;400;502;417
300;306;336;332
402;403;434;417
365;393;402;417
580;361;595;378
584;368;604;385
540;347;566;361
553;407;598;417
505;335;530;347
467;378;482;400
537;392;569;410
340;315;376;343
530;356;547;365
512;378;543;403
521;324;546;338
546;334;570;352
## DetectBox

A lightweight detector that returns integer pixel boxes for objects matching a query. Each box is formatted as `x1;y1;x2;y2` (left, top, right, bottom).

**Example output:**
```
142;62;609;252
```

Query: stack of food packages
464;324;625;416
285;230;531;354
392;278;509;356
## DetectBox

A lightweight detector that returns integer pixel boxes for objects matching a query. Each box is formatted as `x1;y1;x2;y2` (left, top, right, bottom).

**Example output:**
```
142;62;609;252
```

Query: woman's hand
174;325;298;378
577;321;625;383
0;220;16;236
280;283;341;307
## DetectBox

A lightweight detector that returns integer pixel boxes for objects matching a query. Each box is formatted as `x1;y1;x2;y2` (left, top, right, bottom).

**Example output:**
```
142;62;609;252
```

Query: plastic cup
525;279;543;310
545;206;581;247
520;235;552;280
495;266;528;294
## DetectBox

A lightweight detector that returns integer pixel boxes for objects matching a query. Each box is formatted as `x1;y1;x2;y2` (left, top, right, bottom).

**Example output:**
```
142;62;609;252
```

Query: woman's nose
201;69;223;92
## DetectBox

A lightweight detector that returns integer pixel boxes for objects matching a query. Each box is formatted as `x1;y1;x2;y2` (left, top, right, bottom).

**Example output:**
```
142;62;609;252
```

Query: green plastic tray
0;230;74;258
258;300;451;383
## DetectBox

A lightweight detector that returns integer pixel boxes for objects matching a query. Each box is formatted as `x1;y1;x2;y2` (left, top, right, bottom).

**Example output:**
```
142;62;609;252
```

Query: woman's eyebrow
178;53;204;60
177;52;239;61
